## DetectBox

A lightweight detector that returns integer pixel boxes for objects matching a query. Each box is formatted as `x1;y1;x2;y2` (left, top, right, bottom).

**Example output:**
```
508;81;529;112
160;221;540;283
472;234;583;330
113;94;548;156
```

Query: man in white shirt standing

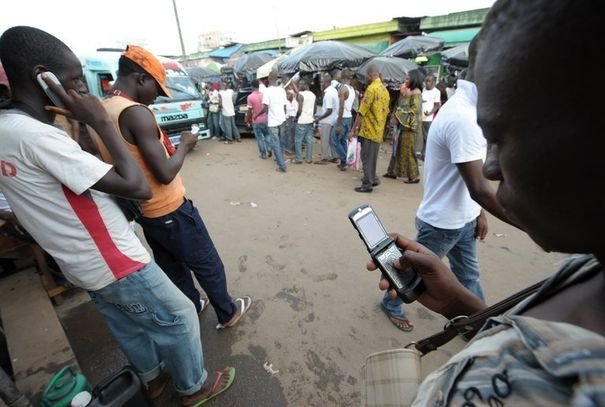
314;73;339;164
379;39;512;333
262;70;288;172
420;75;441;160
332;69;355;171
284;89;299;154
219;81;241;144
292;79;316;164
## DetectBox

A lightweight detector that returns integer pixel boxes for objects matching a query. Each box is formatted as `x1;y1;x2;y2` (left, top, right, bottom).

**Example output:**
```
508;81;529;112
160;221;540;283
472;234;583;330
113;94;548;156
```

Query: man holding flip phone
368;2;605;404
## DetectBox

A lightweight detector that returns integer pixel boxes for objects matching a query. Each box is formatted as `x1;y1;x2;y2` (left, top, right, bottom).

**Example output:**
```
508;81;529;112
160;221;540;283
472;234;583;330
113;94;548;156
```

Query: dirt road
60;136;562;406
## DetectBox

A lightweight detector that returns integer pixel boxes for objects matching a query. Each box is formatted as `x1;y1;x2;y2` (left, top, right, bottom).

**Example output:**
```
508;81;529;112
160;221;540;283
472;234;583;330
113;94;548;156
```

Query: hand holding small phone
349;204;425;303
370;233;487;318
38;72;109;128
179;131;198;151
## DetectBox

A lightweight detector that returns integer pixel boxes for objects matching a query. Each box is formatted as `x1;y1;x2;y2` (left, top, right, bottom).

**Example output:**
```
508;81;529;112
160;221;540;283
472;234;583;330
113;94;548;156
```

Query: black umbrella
233;52;275;78
441;43;469;67
356;56;419;90
185;66;219;83
276;40;377;75
380;35;444;59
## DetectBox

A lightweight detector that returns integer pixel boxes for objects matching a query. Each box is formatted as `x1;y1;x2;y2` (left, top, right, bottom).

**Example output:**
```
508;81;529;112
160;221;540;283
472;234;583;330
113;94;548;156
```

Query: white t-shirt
0;110;150;290
319;85;339;126
219;89;235;117
208;89;220;104
262;85;287;127
416;80;486;229
342;84;355;119
298;90;316;125
286;98;299;118
422;87;441;122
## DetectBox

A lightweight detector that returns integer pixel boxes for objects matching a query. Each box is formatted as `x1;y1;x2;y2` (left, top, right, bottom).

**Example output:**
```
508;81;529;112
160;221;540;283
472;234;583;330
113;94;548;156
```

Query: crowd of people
0;0;603;404
198;59;451;193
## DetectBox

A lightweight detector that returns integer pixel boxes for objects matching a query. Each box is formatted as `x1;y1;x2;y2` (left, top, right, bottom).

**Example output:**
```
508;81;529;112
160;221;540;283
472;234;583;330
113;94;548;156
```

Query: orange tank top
89;96;186;218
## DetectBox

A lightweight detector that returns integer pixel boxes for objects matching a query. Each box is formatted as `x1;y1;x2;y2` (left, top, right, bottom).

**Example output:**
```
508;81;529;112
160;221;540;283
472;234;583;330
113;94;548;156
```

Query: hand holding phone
349;204;425;303
37;72;66;108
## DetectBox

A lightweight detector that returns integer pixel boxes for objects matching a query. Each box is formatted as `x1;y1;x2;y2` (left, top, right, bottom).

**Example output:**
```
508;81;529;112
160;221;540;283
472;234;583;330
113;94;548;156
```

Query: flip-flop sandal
387;315;414;332
184;367;236;407
380;302;414;332
216;296;252;330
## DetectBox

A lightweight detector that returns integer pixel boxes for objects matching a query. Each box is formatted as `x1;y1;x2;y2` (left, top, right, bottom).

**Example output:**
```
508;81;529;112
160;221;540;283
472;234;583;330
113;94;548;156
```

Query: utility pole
172;0;187;59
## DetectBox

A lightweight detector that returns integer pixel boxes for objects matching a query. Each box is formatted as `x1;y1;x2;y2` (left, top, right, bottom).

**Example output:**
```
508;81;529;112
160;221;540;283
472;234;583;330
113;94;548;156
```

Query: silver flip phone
349;204;425;303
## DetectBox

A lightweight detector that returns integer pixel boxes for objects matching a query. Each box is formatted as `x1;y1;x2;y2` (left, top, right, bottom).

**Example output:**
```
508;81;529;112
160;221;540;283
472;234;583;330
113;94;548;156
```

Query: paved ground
55;136;562;406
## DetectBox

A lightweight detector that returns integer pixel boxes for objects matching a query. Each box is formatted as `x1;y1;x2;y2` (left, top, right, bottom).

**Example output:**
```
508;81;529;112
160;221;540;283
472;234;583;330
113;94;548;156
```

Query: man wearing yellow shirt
350;65;390;193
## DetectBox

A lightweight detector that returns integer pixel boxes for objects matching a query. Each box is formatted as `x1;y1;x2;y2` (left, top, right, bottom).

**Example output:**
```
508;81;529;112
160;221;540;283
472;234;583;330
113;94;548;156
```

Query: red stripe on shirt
62;185;145;279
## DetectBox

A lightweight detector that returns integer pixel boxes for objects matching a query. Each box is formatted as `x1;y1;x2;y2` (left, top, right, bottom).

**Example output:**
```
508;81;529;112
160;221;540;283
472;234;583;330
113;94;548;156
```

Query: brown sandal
387;315;414;332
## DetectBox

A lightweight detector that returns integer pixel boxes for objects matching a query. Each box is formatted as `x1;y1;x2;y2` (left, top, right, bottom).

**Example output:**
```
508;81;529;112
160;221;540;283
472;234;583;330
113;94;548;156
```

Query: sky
1;0;496;57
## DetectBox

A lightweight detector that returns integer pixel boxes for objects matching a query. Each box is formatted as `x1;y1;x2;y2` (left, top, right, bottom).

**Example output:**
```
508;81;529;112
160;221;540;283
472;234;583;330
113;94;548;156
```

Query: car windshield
155;76;201;103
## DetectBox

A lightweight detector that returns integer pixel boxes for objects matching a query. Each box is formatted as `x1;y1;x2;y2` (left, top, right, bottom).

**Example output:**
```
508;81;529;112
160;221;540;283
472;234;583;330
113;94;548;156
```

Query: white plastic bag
346;138;358;165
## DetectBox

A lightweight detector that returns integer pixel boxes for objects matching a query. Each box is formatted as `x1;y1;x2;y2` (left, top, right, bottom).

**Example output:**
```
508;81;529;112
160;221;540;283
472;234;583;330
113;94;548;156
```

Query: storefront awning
427;27;480;46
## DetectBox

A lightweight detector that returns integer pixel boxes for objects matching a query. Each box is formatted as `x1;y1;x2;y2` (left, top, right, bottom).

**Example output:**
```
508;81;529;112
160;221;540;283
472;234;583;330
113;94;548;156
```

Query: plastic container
71;391;93;407
40;365;91;407
88;366;151;407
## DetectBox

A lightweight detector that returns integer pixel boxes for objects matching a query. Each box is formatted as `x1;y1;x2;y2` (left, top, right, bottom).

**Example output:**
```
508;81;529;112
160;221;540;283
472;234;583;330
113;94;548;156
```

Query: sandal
216;296;252;330
382;173;397;179
380;302;414;332
181;367;236;406
387;315;414;332
404;178;420;184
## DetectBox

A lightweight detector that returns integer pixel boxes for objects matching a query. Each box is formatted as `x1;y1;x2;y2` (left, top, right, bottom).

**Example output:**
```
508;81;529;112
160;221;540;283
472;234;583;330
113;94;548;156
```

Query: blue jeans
208;111;221;138
222;115;240;141
381;217;484;318
89;261;207;396
295;123;314;161
284;119;297;153
331;117;352;164
269;124;287;171
252;122;271;158
137;200;236;325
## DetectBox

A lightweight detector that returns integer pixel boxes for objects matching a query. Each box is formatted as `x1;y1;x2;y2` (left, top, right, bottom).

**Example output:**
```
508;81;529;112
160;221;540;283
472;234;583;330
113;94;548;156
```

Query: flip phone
349;204;425;303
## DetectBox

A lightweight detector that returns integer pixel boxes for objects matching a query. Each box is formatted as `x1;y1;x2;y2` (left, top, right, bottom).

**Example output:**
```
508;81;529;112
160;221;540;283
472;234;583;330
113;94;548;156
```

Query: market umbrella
233;51;275;78
256;54;286;79
276;40;377;75
185;66;219;83
441;43;469;67
356;56;419;90
380;35;444;58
